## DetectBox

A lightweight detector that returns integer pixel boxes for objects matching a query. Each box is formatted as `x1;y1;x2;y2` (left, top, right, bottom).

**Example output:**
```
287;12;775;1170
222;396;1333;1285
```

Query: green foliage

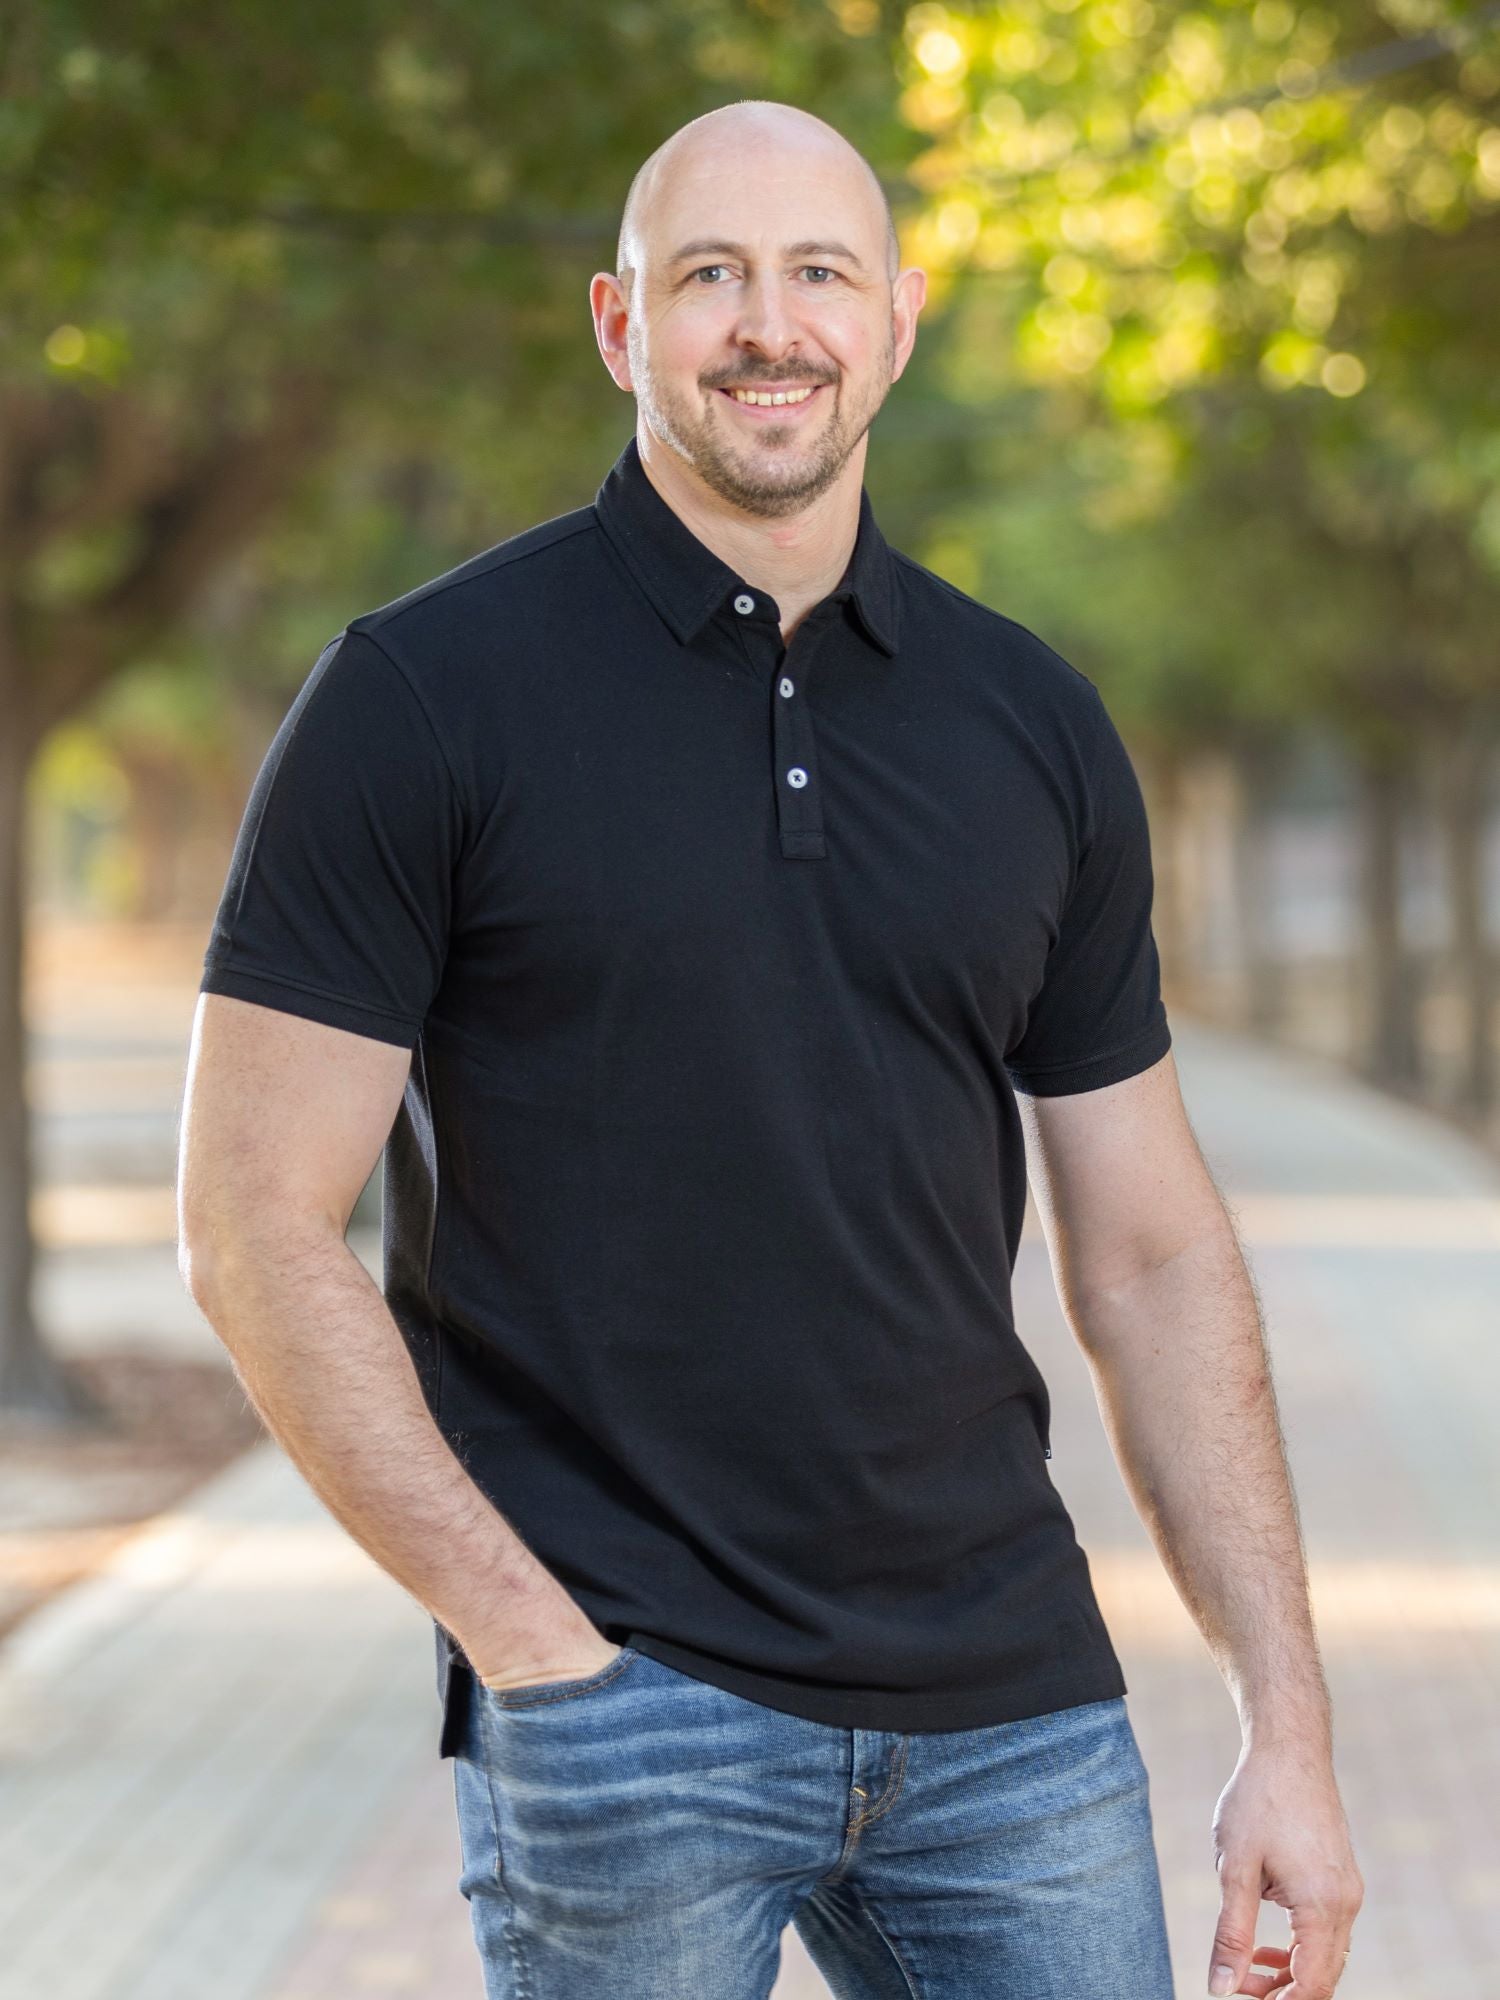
1;0;922;735
896;0;1500;737
4;0;1498;764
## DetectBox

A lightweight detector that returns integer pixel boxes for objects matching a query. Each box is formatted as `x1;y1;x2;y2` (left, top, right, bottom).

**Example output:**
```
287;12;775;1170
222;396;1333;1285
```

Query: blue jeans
452;1646;1173;1998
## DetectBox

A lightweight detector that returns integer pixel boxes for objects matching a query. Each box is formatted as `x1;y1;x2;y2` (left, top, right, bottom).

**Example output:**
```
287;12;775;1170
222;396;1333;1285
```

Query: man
178;98;1361;2000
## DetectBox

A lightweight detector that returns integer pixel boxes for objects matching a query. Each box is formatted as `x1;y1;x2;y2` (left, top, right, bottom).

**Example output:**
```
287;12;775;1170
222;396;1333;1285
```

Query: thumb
1207;1867;1261;1995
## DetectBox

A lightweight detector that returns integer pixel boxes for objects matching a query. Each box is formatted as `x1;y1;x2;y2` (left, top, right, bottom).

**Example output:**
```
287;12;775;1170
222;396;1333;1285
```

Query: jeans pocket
483;1644;641;1709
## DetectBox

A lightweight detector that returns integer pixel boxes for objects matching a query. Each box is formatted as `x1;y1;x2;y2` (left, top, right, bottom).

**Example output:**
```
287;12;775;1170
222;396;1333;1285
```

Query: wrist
458;1591;599;1681
1235;1678;1332;1755
1239;1715;1334;1762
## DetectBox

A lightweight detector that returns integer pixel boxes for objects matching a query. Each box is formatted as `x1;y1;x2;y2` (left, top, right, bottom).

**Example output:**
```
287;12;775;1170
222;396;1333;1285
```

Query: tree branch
19;367;340;748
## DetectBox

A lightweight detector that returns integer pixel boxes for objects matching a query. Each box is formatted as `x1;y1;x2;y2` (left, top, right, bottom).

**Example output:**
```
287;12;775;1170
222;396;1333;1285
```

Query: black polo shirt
199;431;1171;1756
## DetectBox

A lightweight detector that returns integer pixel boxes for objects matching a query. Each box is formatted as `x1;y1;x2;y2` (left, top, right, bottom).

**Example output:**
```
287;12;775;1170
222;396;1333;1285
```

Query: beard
629;322;895;520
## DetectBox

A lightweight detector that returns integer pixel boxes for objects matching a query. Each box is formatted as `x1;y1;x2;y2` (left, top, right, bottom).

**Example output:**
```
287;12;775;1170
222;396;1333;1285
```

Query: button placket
770;625;826;860
724;587;828;861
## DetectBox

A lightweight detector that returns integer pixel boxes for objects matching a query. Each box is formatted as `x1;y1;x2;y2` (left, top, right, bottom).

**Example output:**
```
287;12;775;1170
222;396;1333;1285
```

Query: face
595;137;924;519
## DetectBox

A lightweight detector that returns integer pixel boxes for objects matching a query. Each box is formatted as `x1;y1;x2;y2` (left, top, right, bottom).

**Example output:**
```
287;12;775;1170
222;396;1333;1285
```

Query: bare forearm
1072;1226;1330;1753
187;1229;591;1674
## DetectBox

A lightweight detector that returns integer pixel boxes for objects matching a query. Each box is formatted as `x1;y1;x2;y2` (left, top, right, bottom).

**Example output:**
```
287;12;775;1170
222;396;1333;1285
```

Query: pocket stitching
486;1646;640;1709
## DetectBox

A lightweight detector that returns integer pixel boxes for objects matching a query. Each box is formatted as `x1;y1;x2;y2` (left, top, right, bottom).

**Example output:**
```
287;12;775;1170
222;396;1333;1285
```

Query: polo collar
594;431;900;658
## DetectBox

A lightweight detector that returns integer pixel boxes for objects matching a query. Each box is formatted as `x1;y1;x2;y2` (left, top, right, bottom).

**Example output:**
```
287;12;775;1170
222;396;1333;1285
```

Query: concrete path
4;1016;1499;1999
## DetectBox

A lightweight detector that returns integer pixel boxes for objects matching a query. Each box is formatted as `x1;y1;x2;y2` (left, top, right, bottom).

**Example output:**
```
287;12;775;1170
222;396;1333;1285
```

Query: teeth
727;386;816;406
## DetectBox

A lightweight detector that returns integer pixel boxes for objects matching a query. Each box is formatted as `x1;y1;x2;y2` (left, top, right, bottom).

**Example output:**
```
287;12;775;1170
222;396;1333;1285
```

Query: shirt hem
620;1631;1128;1734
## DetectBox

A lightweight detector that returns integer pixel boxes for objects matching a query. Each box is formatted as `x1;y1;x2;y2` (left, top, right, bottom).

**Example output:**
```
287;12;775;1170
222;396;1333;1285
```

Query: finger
1239;1947;1294;1997
1238;1971;1291;1993
1278;1930;1351;2000
1208;1869;1263;1995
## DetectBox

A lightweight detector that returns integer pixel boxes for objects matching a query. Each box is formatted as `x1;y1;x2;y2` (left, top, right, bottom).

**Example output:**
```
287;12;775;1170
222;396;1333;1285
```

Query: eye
689;264;841;285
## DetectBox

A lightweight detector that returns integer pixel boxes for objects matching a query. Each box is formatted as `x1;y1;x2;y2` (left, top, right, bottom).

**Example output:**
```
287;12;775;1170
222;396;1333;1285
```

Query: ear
891;266;928;383
590;271;635;393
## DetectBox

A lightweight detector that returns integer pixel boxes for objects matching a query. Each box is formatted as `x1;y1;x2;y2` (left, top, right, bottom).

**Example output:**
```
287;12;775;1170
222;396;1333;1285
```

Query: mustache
706;377;834;391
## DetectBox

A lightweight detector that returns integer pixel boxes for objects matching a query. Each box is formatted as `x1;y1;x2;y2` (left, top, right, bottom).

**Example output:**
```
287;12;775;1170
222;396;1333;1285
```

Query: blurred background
2;2;1499;1995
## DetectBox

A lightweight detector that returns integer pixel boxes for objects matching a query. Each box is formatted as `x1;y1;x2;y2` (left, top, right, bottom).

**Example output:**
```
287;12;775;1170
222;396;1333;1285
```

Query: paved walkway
4;1017;1499;1999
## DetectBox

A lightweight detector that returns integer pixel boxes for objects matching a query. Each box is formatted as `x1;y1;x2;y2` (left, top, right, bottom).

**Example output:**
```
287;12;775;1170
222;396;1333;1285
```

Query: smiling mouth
715;384;827;416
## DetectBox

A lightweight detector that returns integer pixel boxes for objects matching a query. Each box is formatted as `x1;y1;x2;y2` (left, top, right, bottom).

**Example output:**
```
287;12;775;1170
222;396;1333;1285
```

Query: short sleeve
199;626;463;1050
1005;683;1171;1096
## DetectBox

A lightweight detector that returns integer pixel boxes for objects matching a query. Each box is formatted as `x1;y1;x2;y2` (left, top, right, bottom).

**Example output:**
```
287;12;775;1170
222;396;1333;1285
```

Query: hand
1206;1741;1364;1998
474;1629;625;1693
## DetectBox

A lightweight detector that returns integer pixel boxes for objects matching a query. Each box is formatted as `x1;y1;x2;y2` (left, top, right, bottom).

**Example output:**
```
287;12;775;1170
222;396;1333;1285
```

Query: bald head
616;100;900;297
595;97;926;520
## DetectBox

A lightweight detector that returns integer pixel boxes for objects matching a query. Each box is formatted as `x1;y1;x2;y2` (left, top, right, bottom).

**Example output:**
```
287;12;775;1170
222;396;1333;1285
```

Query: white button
779;677;794;698
733;593;755;615
787;766;808;788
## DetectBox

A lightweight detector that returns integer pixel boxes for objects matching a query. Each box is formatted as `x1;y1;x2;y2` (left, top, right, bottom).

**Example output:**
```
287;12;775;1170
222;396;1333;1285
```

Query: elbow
177;1204;227;1314
175;1181;250;1311
177;1193;346;1315
1068;1215;1244;1341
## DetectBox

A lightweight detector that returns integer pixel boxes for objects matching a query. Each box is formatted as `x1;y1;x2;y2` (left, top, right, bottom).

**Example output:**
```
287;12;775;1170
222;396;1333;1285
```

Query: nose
732;269;801;360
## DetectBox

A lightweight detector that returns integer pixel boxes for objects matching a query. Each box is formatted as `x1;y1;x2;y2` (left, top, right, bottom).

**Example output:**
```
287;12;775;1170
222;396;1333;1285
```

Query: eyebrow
664;238;869;275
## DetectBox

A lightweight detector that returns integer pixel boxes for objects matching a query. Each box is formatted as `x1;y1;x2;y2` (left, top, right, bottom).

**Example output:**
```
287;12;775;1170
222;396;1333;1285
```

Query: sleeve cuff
198;960;421;1050
1006;1013;1172;1097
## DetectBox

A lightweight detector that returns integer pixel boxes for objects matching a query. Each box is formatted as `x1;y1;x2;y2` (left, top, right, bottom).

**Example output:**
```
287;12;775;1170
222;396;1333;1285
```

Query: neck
636;424;864;644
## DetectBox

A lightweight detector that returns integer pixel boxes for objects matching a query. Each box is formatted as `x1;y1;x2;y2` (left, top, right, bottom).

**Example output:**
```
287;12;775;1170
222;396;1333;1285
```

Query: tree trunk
1136;741;1187;1006
1176;750;1239;1017
0;367;338;1414
1353;746;1422;1091
119;743;185;920
1435;722;1495;1121
1228;739;1283;1039
0;714;97;1418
